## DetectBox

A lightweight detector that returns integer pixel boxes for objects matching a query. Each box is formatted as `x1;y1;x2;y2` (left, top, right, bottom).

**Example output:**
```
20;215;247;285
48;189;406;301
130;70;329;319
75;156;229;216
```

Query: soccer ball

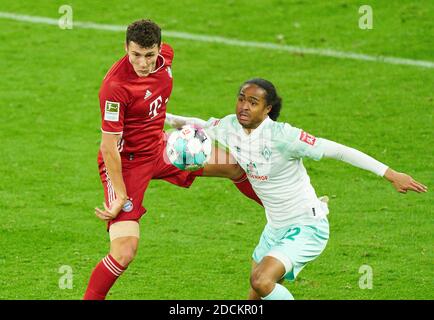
165;125;212;171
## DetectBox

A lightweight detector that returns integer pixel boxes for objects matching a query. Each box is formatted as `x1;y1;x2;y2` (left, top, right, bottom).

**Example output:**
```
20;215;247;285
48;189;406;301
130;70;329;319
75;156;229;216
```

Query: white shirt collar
238;116;271;139
150;54;166;74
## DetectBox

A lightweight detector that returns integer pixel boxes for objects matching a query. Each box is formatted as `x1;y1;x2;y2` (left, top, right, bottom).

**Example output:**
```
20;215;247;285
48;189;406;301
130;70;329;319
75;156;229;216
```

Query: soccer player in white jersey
165;78;427;300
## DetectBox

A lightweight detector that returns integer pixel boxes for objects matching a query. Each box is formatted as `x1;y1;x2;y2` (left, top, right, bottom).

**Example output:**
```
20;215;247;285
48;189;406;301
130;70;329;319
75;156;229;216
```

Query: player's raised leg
202;144;240;178
202;145;262;206
165;114;262;205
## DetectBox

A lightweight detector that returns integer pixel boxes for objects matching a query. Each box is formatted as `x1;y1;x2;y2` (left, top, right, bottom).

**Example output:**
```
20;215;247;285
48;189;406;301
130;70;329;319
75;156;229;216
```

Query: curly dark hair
239;78;282;121
126;19;161;48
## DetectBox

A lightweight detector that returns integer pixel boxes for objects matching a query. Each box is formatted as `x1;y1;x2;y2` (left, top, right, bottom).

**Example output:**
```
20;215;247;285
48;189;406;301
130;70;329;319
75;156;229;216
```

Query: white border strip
1;11;433;69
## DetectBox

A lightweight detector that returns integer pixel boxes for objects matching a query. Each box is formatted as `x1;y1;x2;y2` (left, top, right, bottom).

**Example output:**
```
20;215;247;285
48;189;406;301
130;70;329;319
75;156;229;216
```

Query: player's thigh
250;259;284;283
109;220;140;242
270;221;329;281
100;156;153;226
251;256;286;284
252;224;296;282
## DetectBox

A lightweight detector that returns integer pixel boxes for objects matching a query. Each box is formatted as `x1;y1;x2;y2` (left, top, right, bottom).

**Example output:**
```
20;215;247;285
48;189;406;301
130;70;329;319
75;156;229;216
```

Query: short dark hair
240;78;282;121
126;19;161;48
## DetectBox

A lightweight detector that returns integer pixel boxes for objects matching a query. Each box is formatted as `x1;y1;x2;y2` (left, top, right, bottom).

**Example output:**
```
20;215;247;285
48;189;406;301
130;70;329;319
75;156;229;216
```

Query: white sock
261;283;294;300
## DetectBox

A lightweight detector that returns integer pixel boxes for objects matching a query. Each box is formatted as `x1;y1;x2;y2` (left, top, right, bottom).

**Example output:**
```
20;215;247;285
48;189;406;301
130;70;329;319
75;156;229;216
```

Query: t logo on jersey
149;95;163;119
300;131;317;145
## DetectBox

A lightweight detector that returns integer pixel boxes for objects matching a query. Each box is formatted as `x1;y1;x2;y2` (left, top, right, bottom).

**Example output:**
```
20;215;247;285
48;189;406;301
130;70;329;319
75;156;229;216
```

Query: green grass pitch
0;0;432;299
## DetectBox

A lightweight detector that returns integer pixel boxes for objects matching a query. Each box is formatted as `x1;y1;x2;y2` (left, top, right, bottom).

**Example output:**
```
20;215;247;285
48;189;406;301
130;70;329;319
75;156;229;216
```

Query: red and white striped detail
117;138;124;153
104;167;115;206
102;255;124;277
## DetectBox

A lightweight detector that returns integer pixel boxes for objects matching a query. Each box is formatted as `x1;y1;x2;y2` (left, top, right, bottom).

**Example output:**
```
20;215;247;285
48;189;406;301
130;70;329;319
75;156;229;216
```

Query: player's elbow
100;138;119;156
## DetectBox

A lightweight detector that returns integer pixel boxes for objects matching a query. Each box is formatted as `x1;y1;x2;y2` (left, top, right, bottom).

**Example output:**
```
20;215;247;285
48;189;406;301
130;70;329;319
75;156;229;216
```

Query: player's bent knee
231;164;245;180
120;246;137;266
110;238;139;267
109;221;140;266
223;163;244;180
202;163;244;179
250;271;273;293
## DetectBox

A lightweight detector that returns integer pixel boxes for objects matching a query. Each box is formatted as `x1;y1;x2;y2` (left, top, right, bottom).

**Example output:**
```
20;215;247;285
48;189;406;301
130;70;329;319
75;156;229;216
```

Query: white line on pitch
0;11;433;69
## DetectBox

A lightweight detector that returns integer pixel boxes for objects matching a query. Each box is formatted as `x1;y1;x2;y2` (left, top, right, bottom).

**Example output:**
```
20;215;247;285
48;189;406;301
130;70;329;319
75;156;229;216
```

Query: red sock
232;173;263;206
83;254;126;300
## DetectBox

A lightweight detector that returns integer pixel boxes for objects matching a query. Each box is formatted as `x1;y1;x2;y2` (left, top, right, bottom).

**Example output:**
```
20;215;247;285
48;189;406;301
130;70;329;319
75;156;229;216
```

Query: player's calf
83;223;140;300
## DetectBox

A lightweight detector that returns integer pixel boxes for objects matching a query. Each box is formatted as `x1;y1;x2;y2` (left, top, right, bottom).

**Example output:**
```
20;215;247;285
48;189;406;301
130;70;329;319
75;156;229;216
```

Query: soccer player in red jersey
83;19;261;300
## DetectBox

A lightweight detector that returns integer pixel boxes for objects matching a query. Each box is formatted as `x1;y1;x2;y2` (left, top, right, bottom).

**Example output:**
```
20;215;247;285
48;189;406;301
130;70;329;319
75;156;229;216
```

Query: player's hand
95;198;127;221
384;168;428;194
165;113;186;129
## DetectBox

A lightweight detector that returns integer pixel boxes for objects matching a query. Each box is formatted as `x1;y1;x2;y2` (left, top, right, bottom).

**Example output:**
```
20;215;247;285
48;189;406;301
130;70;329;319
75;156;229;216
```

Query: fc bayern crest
122;200;134;212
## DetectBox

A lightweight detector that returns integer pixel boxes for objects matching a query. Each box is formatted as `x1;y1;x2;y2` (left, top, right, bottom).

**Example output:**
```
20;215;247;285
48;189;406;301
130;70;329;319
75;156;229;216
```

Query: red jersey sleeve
99;81;129;134
160;43;174;65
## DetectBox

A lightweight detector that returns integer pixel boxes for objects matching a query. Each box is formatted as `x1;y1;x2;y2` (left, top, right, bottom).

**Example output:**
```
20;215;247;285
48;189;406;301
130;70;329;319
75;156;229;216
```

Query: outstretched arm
165;113;208;128
321;139;427;194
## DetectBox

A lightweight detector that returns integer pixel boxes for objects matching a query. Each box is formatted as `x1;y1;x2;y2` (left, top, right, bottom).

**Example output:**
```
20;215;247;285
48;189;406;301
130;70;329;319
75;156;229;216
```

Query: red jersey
99;43;174;157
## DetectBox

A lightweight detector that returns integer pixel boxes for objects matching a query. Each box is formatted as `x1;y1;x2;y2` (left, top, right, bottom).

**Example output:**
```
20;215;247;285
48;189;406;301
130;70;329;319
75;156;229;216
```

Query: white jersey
205;115;329;228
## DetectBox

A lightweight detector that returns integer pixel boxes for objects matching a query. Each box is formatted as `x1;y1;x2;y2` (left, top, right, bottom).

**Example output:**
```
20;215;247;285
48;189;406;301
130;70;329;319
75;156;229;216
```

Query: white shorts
252;218;329;281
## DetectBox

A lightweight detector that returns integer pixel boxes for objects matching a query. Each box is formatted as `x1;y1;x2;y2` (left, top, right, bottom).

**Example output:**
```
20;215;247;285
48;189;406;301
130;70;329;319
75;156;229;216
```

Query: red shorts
98;144;203;230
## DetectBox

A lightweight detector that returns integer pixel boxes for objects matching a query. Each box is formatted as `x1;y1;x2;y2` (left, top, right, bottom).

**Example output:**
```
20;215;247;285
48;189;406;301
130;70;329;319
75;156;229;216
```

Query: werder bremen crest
261;146;272;161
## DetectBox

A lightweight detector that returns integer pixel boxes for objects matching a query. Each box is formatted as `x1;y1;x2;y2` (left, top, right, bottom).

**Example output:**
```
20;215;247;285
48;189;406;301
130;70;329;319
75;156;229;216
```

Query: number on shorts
286;227;300;241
